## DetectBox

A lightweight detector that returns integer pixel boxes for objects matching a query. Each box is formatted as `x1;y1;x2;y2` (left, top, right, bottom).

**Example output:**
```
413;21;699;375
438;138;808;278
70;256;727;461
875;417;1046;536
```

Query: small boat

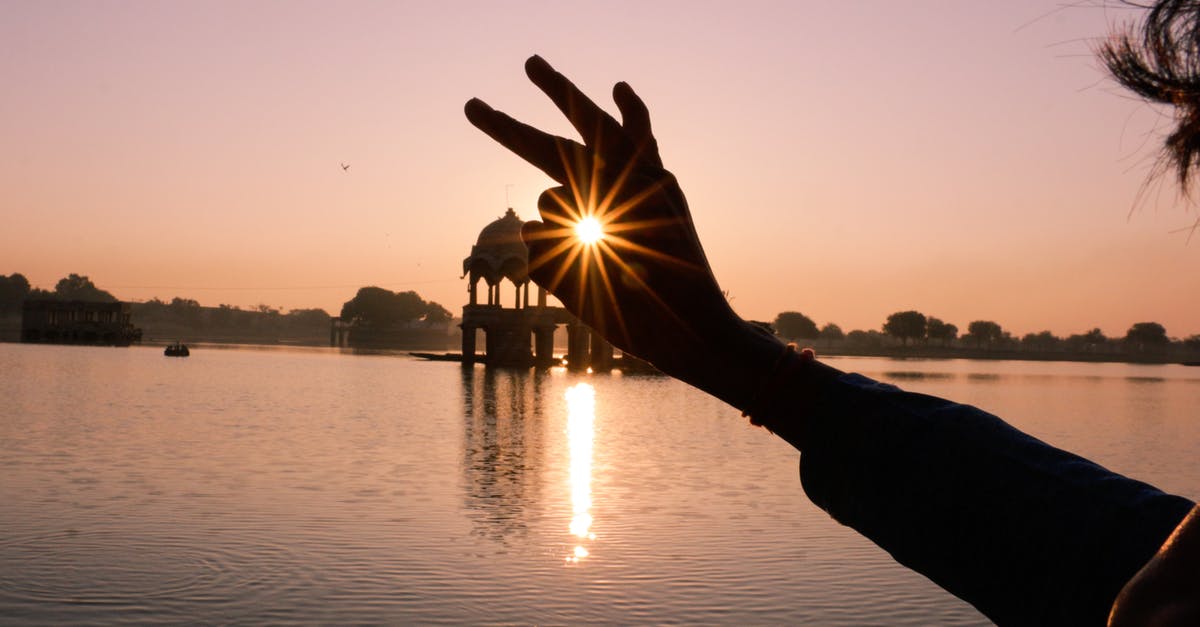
165;342;190;357
409;352;462;362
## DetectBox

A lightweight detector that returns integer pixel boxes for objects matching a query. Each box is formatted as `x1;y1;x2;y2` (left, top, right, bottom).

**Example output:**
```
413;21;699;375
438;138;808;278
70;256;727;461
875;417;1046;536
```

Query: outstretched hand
465;56;781;408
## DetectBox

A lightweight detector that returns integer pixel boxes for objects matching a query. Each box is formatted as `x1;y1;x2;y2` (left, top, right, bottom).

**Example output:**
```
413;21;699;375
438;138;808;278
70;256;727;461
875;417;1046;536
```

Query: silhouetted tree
169;297;203;327
341;287;450;327
883;310;927;346
0;273;31;311
926;317;958;346
846;329;886;348
1124;322;1169;353
286;308;330;324
1065;328;1109;353
129;296;333;340
423;301;453;324
285;308;331;332
819;323;845;341
210;303;239;327
773;311;819;339
1183;335;1200;353
53;274;117;302
1022;330;1062;351
966;320;1004;348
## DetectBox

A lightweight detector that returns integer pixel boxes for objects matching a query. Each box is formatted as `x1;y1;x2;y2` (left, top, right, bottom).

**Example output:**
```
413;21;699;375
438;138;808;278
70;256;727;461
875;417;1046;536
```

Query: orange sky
2;1;1198;338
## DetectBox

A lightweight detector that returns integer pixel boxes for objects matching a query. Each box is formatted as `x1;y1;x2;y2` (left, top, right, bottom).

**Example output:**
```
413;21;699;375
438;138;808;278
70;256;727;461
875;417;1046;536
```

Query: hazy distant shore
4;314;1195;365
813;345;1193;366
6;339;1192;367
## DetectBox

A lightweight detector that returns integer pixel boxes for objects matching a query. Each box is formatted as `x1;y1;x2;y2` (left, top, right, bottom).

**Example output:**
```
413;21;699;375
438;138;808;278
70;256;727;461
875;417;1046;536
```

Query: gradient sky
3;1;1198;338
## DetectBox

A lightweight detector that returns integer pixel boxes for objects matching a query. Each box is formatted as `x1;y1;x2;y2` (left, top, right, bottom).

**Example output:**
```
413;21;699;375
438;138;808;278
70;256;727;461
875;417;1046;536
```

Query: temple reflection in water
460;367;546;543
459;367;601;563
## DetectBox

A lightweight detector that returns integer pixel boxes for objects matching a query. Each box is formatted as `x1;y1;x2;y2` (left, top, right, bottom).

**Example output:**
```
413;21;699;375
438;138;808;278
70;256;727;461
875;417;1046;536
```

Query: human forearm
666;318;794;412
754;372;1195;625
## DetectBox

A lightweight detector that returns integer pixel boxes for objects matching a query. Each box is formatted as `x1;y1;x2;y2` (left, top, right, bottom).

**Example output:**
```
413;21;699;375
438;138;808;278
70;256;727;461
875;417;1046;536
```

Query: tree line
0;273;118;310
772;309;1200;357
338;286;452;327
5;272;1194;355
1;273;455;345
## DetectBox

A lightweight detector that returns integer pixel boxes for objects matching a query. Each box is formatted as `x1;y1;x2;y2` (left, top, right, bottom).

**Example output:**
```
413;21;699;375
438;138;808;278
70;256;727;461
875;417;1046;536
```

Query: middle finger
525;55;626;150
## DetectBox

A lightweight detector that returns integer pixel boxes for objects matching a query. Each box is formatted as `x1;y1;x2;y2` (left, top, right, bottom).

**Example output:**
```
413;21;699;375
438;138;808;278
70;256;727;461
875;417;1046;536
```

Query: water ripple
0;527;323;617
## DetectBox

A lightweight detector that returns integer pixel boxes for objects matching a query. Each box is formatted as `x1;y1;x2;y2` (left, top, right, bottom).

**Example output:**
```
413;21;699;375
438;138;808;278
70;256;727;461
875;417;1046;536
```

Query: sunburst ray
590;244;630;344
602;234;705;271
527;236;580;274
543;244;585;294
594;239;694;334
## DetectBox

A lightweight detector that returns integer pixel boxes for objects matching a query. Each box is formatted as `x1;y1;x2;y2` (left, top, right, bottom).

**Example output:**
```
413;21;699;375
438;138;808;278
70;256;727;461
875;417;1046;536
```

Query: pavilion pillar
590;330;613;372
484;326;498;364
534;326;556;367
566;322;590;371
461;325;477;365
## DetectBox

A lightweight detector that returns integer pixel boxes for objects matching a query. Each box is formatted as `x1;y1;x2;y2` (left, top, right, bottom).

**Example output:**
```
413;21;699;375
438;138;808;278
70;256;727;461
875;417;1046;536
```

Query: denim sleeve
760;368;1195;626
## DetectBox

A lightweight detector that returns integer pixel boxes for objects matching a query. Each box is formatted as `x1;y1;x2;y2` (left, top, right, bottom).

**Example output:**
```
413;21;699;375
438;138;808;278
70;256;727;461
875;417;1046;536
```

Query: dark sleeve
758;367;1195;626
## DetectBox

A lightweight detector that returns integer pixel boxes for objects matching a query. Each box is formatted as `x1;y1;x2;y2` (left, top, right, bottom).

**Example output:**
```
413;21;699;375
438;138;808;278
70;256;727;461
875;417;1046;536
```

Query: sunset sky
3;1;1198;338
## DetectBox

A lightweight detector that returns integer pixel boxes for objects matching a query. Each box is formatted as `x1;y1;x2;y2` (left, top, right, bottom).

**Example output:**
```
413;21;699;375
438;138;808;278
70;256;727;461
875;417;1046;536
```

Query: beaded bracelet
742;343;816;425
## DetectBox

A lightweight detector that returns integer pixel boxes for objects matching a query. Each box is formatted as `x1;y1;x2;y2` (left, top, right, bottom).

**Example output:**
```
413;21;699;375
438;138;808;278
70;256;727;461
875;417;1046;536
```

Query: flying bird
340;162;350;171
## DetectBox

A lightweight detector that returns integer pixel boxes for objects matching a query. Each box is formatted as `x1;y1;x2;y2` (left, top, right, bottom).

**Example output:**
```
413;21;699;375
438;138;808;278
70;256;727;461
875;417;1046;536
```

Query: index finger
465;98;584;184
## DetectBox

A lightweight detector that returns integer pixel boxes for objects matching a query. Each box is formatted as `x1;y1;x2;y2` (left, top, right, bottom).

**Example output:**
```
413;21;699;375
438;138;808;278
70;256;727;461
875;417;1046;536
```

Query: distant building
21;300;142;346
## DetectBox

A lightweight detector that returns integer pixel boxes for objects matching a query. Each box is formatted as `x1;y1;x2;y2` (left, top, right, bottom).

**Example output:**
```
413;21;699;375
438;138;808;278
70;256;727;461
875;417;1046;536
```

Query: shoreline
809;345;1194;366
2;338;1196;366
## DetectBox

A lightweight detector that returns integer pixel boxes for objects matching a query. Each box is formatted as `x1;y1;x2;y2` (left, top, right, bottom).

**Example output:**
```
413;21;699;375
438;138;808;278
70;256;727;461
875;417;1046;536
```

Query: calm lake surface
2;343;1198;625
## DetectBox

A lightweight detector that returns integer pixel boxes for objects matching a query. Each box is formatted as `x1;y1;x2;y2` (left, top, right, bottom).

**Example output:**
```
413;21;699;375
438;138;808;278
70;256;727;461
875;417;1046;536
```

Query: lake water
1;343;1198;625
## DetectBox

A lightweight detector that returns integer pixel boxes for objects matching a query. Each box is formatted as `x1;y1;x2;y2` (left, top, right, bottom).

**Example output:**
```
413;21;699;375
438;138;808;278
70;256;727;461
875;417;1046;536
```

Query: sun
574;216;604;244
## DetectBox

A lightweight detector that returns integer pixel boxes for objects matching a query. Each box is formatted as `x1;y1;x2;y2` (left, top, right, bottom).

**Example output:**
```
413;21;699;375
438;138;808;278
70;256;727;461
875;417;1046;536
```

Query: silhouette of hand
465;56;781;407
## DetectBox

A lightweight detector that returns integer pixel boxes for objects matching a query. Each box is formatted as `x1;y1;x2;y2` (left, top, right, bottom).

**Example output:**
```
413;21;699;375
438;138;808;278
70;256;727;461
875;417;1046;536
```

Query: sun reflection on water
565;383;596;564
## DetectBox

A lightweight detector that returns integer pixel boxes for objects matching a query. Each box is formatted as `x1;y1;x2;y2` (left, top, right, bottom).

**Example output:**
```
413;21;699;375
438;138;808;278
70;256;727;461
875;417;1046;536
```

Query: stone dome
463;208;529;285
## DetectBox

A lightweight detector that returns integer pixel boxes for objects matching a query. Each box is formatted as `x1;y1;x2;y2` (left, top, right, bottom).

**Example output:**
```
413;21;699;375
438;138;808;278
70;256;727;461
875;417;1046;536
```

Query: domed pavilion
462;208;534;309
460;208;611;369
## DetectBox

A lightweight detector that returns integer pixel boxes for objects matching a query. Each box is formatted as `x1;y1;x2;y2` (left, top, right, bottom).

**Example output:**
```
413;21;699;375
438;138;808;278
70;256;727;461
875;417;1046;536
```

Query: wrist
686;318;788;410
